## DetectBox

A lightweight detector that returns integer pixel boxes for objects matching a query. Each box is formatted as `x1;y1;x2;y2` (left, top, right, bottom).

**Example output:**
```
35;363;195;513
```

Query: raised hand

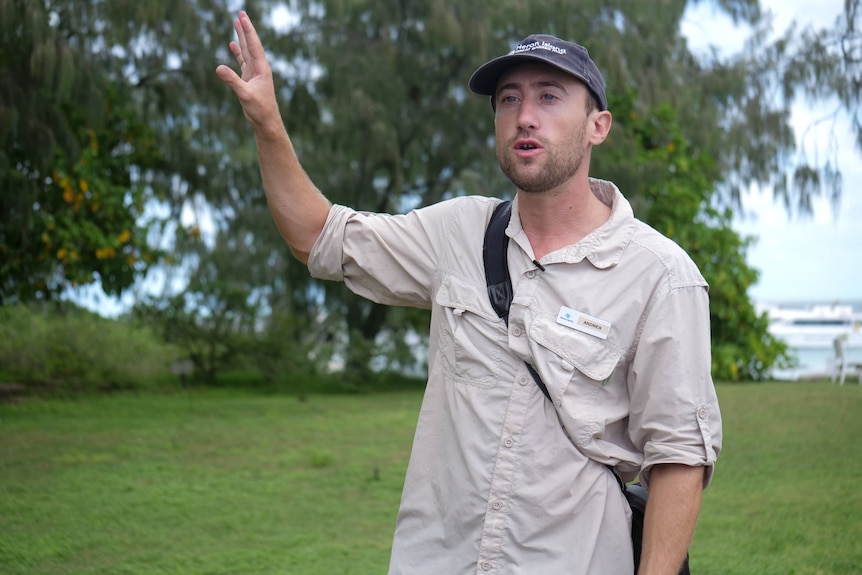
216;11;281;132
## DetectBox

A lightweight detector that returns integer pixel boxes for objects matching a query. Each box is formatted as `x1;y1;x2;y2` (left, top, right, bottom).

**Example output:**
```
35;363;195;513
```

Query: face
493;63;599;194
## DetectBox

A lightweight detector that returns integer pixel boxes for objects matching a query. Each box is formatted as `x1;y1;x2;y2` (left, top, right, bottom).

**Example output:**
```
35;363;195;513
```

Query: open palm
215;11;280;129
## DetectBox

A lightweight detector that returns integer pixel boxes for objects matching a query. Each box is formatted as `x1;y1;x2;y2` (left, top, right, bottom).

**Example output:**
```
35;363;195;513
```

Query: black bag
624;483;649;571
482;200;690;575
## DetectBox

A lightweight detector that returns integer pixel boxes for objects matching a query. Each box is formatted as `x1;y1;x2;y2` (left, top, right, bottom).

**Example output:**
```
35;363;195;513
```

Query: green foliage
135;222;325;385
0;0;262;303
134;289;257;385
2;113;163;301
0;303;178;390
369;307;430;376
253;311;325;383
1;383;860;574
0;0;166;302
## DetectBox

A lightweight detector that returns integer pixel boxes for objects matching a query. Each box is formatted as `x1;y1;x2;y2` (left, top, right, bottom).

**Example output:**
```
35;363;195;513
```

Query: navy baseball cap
468;34;608;111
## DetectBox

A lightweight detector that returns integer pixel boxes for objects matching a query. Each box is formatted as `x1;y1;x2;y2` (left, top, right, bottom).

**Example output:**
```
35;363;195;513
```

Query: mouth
513;139;543;157
515;139;542;151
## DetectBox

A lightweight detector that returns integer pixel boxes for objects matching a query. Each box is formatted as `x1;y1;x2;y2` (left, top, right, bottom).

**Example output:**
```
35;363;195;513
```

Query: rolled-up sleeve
628;284;722;489
307;201;463;309
308;205;353;282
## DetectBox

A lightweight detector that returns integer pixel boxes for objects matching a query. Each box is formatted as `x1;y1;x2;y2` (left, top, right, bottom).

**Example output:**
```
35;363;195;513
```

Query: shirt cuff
307;204;355;282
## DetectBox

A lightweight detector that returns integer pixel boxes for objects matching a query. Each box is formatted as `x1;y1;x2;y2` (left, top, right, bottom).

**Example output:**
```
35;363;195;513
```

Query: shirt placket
474;262;543;574
473;360;534;574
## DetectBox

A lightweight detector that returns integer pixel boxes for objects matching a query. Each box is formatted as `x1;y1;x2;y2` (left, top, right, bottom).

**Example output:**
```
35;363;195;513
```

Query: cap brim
468;52;587;96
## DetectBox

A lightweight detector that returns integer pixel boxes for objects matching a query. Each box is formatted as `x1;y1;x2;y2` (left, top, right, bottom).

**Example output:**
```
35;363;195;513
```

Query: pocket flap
435;275;499;322
531;315;622;381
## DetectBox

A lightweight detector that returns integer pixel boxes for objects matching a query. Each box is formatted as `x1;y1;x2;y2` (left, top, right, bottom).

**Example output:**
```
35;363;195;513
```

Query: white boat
764;303;862;349
758;302;862;380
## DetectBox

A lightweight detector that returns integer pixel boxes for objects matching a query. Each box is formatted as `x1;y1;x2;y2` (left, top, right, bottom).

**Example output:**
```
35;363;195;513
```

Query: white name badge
556;306;611;340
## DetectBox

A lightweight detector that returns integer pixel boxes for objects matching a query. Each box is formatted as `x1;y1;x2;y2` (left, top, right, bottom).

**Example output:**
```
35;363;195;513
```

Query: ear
588;110;612;145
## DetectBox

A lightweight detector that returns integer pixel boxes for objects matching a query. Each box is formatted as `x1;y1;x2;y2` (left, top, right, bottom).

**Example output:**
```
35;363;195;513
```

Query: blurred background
2;0;861;389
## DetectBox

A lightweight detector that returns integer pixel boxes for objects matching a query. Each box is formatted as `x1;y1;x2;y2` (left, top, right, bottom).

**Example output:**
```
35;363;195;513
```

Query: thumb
215;64;243;92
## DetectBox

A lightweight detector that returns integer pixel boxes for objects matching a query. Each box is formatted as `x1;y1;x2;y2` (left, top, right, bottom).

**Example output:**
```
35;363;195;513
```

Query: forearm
254;122;330;264
639;464;703;575
216;11;331;265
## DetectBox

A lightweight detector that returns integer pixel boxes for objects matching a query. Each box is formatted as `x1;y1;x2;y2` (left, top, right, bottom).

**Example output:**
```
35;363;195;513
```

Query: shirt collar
507;178;637;269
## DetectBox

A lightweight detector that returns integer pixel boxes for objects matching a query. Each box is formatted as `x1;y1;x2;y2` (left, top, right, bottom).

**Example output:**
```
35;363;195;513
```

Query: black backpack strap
482;200;551;402
525;363;551;402
483;201;513;322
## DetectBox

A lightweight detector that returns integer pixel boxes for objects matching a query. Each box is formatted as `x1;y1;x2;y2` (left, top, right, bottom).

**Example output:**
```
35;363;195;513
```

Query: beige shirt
308;179;722;575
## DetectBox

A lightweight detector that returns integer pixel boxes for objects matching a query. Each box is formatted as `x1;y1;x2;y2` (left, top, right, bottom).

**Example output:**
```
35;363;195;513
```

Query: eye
540;93;558;102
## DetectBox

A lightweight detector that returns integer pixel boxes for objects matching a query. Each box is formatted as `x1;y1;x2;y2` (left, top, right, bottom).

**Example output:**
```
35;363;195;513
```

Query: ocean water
774;346;862;381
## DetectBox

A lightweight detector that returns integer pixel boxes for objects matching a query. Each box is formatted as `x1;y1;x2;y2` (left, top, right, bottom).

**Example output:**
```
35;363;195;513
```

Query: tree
0;0;163;302
134;212;323;383
0;0;266;304
751;0;862;214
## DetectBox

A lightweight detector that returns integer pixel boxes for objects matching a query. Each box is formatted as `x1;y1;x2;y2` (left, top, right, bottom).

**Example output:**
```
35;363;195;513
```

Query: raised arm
215;11;330;264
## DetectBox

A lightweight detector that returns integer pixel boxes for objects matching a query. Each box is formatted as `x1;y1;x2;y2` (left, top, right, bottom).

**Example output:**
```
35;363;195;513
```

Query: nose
516;99;539;131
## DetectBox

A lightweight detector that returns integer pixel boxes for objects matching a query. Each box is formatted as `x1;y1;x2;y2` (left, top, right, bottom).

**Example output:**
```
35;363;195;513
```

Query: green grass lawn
1;382;860;574
697;382;862;575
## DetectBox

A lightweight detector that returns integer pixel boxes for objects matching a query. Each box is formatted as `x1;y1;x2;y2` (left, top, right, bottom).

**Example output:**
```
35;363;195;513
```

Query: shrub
0;303;179;392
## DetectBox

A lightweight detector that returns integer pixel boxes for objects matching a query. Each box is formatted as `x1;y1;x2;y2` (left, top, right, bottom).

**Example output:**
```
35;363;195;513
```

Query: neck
517;177;612;260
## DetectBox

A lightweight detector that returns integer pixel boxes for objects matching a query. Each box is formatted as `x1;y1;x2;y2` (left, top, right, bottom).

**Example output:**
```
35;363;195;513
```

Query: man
217;12;721;575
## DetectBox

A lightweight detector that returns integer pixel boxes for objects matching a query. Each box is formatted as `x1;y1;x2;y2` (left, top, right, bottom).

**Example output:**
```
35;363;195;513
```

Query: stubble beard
496;120;589;194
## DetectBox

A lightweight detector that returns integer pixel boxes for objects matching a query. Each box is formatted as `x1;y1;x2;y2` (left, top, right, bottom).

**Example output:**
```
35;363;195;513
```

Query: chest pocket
529;314;624;443
435;275;506;388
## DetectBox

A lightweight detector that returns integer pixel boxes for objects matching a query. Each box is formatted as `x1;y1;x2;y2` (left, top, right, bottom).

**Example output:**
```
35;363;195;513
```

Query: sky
682;0;861;304
72;1;860;316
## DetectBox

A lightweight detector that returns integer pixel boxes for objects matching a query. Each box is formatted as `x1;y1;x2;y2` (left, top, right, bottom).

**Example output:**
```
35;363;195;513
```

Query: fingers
227;40;247;77
217;34;244;89
216;11;272;108
236;11;268;72
235;14;250;66
228;41;242;61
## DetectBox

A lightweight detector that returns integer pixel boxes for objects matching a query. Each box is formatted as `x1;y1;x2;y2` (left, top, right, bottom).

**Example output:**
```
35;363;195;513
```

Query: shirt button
492;500;503;510
526;270;536;279
697;405;709;420
503;437;514;448
481;561;492;571
519;376;529;386
512;327;522;337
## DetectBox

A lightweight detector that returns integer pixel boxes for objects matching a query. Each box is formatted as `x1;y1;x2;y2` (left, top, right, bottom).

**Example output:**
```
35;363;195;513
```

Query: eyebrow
496;79;570;96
